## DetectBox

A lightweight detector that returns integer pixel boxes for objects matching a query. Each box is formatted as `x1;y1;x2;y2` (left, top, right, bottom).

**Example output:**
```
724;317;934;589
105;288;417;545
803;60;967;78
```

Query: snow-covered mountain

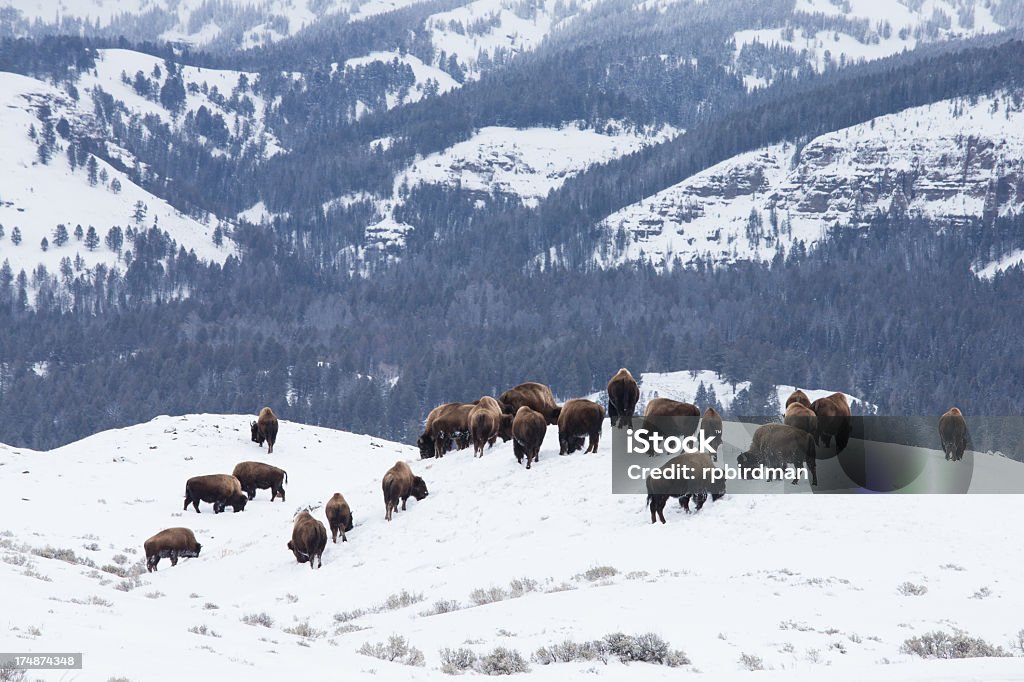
3;413;1024;680
590;91;1024;271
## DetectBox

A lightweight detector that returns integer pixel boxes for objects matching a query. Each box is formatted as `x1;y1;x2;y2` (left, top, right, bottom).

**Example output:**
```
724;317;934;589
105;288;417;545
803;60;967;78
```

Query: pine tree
66;144;77;171
84;226;100;251
53;224;69;247
86;156;98;186
132;201;147;225
74;224;84;241
40;236;49;251
10;226;21;245
105;226;124;254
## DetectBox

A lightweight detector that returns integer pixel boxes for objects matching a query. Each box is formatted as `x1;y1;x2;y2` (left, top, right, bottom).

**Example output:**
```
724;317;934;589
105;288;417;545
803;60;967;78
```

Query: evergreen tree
74;224;84;241
40;236;49;251
84;226;100;251
86;156;98;186
10;227;21;245
105;226;124;254
53;224;69;247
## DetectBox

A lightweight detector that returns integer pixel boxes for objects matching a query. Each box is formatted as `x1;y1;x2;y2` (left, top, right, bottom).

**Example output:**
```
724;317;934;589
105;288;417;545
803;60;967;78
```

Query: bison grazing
646;453;725;524
288;512;327;569
641;398;700;442
557;399;604;455
417;402;475;459
325;493;354;543
810;392;852;452
144;527;201;572
251;407;279;454
497;382;561;425
607;368;640;429
382;461;429;521
469;396;513;457
737;423;817;487
939;407;968;461
183;474;248;513
700;407;724;461
785;389;812;409
783;402;818;437
231;461;287;502
512;405;547;469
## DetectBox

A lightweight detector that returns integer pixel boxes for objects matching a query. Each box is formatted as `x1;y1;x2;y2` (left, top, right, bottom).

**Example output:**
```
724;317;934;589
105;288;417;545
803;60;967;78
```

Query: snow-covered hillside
591;91;1024;270
3;414;1024;680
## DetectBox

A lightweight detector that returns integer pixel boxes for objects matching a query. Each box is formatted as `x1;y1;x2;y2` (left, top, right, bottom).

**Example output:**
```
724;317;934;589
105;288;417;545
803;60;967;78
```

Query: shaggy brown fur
810;392;852;452
250;407;279;454
737;423;818;487
497;382;561;425
417;402;476;459
700;407;724;461
607;368;640;429
557;399;604;455
382;461;429;521
183;474;248;513
231;461;287;502
469;396;513;457
939;407;968;462
288;511;327;569
641;398;700;440
785;389;812;409
512;406;547;469
144;527;202;572
646;453;725;524
325;493;354;543
783;403;818;437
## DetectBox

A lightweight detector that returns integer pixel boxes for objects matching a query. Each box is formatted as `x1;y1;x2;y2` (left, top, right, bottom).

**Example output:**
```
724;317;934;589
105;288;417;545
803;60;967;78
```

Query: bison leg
589;431;600;453
147;556;158;572
183;497;190;512
694;492;707;511
680;495;691;512
170;550;179;567
649;495;668;523
401;494;408;511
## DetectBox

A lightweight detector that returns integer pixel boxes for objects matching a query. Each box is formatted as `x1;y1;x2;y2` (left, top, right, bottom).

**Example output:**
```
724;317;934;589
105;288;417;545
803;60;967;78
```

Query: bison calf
325;493;354;543
251;406;279;454
512;406;547;469
184;474;248;513
288;512;327;569
232;461;287;502
382;461;429;521
607;368;639;429
557;399;604;455
144;527;201;572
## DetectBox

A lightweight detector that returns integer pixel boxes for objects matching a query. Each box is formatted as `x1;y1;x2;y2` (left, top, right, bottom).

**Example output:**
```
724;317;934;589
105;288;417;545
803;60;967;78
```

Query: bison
700;407;724;461
783;402;818;437
382;461;429;521
557;399;604;455
641;398;700;443
144;527;201;572
417;402;475;459
810;392;852;452
183;474;248;513
646;452;725;524
939;407;968;462
512;405;547;469
737;423;818;487
325;493;354;543
469;396;514;457
288;512;327;569
251;407;279;454
785;389;812;409
498;382;561;425
607;368;639;429
231;461;287;502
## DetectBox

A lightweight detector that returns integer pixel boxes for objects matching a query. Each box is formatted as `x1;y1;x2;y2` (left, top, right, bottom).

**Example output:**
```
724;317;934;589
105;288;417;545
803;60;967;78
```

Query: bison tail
284;471;288;484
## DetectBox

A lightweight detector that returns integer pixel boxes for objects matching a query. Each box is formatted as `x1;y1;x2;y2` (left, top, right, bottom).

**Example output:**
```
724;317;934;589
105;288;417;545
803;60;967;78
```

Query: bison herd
145;382;974;568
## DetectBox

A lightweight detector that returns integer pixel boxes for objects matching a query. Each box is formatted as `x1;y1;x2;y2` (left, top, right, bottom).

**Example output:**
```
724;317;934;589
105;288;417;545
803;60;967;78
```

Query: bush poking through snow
577;565;619;582
901;630;1010;659
357;635;425;667
284;621;326;640
533;634;687;667
421;599;461;616
475;647;530;675
335;590;428;623
241;612;275;628
470;579;541;606
897;581;928;596
0;670;28;682
188;625;221;638
440;647;478;675
532;640;609;665
739;652;765;670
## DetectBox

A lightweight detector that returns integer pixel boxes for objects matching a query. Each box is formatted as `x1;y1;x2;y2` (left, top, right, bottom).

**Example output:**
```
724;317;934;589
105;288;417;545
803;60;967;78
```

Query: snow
2;412;1024;679
973;248;1024;279
591;92;1024;271
341;51;460;115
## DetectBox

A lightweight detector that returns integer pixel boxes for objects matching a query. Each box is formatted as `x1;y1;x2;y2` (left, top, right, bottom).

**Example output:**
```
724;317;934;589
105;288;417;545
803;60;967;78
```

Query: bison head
194;543;203;556
287;540;309;563
547;405;562;425
231;493;248;512
497;414;514;442
410;476;429;501
416;432;435;459
250;421;263;444
345;514;354;532
736;451;754;471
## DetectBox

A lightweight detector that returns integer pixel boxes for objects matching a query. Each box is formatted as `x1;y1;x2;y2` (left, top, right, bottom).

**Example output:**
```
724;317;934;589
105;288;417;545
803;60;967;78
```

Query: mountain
3;414;1024;680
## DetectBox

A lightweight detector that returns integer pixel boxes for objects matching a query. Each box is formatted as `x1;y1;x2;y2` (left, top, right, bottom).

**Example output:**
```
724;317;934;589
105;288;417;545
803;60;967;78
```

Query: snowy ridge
340;51;461;116
2;413;1024;679
590;91;1024;271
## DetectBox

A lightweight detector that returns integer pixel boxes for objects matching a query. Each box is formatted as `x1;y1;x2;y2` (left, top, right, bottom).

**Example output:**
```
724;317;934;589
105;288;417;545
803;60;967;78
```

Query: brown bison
498;382;561;425
183;474;248;513
382;461;429;521
288;512;327;569
641;398;700;442
810;392;852;452
557;399;604;455
785;389;812;409
469;396;514;457
144;527;201;572
607;368;640;429
700;407;724;461
325;493;354;543
939;407;968;461
737;423;818;486
251;407;279;454
417;402;475;459
231;461;287;502
783;402;818;437
512;405;547;469
646;453;725;524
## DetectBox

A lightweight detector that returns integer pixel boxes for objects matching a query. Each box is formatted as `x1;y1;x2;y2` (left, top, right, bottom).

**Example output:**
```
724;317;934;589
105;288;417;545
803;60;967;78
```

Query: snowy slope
3;414;1024;680
0;71;233;285
591;91;1024;270
340;51;461;116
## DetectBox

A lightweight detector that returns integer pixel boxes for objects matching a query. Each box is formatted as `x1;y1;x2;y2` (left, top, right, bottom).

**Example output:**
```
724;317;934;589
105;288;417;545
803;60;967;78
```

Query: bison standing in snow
183;474;248;513
251;407;279;454
382;461;429;521
607;368;640;429
557;399;604;455
144;527;202;572
512;406;547;469
469;396;513;457
325;493;354;543
811;393;852;452
498;382;561;425
737;423;818;487
939;407;968;461
288;511;327;569
231;461;287;502
417;402;475;459
646;452;725;524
